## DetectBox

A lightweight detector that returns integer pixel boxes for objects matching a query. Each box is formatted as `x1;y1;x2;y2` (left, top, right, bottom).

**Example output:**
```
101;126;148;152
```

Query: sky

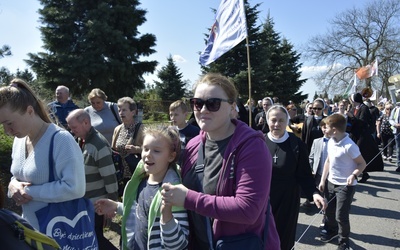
0;0;364;101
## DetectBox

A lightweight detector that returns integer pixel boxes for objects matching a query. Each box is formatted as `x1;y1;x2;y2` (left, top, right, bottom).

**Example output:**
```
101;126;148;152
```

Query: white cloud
172;55;186;63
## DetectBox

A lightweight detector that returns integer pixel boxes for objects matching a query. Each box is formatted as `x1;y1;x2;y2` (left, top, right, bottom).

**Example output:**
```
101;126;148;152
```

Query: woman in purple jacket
161;73;280;250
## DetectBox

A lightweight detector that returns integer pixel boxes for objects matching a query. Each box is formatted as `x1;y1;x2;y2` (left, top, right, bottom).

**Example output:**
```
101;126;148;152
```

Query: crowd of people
0;73;395;250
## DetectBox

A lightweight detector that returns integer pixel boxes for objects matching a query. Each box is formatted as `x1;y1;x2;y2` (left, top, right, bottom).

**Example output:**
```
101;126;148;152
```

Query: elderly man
66;109;118;250
48;85;79;129
254;97;274;133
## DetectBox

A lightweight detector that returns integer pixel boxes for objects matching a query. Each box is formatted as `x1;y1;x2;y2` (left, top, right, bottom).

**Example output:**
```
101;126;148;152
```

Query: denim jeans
324;181;356;244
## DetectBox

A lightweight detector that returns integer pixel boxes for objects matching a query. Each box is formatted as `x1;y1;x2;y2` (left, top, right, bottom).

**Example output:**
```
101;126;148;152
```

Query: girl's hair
266;104;290;125
87;88;107;102
194;73;238;102
0;78;51;123
143;125;181;167
117;97;137;111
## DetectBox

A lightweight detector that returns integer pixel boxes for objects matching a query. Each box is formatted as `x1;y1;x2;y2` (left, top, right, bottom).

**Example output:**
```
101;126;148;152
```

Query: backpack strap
109;102;122;124
194;142;214;249
132;122;142;141
127;122;142;146
48;131;61;182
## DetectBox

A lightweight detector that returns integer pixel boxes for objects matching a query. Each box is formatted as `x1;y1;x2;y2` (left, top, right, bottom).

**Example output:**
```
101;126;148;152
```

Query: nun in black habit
346;93;384;183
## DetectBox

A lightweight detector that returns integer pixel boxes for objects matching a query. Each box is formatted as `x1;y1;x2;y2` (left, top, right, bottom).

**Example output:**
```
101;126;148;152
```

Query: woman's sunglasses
190;98;232;112
312;107;323;110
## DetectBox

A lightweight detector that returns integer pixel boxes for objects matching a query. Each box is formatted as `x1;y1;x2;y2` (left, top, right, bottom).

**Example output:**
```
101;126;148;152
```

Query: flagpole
246;36;252;127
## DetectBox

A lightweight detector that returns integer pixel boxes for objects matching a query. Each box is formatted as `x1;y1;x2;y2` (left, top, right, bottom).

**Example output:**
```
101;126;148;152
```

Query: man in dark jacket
48;85;79;129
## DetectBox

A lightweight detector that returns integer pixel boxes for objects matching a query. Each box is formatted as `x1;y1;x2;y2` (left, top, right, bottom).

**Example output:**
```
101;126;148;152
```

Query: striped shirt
82;127;118;203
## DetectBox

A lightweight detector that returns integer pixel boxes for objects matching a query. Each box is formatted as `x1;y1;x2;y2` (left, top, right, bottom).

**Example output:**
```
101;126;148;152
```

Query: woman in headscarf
264;104;326;250
301;98;327;153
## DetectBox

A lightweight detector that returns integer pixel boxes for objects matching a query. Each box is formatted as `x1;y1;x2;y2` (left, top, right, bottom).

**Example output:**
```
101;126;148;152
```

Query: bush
0;127;13;169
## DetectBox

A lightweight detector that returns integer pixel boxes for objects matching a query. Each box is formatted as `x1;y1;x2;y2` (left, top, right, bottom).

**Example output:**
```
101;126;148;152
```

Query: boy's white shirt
326;133;361;186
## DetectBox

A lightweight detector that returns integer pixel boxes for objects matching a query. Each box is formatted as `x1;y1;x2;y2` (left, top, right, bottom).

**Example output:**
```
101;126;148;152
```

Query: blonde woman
376;103;395;161
84;88;121;144
1;79;86;247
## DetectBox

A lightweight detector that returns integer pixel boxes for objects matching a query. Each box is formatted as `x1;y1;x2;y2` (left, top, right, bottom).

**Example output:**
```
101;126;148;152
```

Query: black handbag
124;153;141;173
112;150;124;182
124;122;142;173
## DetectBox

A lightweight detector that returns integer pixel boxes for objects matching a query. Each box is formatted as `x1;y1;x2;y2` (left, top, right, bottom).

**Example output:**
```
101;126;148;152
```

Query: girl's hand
95;199;117;218
161;183;188;207
160;201;173;224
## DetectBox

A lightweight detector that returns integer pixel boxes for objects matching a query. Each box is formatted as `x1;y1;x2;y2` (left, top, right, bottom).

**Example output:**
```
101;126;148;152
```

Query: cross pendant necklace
273;146;280;164
273;153;278;164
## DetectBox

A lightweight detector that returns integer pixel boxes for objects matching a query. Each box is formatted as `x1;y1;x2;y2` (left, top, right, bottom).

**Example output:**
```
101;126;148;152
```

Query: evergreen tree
0;45;11;59
271;38;307;104
154;55;186;101
0;67;12;84
25;0;157;100
0;68;35;85
253;14;283;99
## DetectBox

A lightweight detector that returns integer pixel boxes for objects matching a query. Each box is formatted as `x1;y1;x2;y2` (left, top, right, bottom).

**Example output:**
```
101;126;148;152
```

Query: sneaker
388;156;392;162
320;232;339;243
337;242;351;250
383;155;388;160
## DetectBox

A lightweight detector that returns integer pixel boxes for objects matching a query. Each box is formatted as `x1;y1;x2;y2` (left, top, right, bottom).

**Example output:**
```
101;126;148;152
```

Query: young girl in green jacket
95;126;189;250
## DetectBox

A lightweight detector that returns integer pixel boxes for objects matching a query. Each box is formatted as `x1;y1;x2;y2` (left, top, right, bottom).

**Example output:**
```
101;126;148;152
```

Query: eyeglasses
190;98;232;112
312;107;323;110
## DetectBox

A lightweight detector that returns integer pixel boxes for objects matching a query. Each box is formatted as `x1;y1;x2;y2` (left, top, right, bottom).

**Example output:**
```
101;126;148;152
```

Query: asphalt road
294;160;400;250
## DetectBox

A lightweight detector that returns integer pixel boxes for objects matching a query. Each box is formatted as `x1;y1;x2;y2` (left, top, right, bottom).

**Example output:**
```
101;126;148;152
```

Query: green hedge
0;127;13;169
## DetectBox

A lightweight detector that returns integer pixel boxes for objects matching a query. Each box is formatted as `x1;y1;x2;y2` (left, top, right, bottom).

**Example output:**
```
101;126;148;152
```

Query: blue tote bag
35;131;98;249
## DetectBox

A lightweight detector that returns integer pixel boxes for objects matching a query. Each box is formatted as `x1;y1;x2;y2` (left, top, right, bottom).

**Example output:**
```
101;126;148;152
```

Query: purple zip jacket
182;119;280;249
